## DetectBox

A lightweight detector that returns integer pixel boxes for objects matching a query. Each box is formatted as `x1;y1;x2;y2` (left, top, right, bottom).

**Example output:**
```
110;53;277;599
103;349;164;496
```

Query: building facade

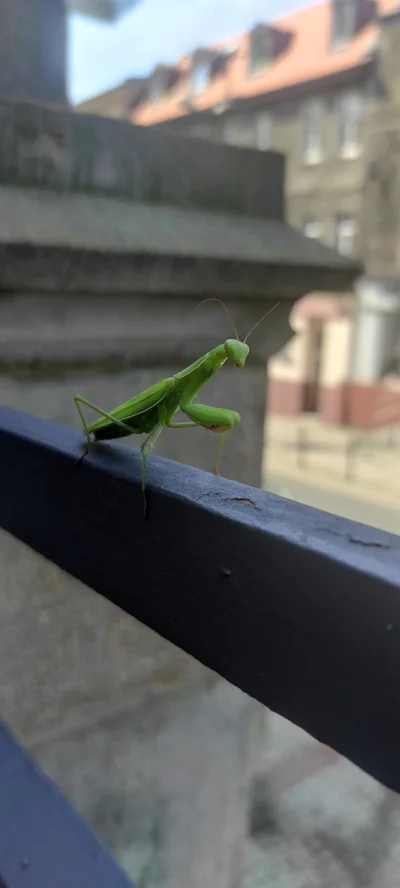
77;0;400;427
79;0;396;268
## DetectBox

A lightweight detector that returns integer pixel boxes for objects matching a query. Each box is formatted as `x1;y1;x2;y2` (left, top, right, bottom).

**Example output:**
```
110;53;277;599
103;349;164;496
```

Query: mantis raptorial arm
179;403;239;475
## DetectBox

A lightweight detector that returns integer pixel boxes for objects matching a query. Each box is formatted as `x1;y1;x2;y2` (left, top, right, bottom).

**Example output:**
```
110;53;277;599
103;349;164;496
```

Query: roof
132;0;398;127
76;78;146;116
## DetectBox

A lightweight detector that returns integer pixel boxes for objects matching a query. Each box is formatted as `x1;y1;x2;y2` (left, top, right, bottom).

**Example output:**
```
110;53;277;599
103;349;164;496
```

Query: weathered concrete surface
0;186;355;270
0;100;285;221
0;529;267;888
0;292;290;366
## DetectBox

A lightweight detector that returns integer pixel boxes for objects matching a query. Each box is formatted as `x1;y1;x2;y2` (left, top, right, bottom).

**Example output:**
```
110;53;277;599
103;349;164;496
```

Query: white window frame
301;99;325;164
337;91;363;159
333;216;358;256
255;111;272;150
303;220;323;241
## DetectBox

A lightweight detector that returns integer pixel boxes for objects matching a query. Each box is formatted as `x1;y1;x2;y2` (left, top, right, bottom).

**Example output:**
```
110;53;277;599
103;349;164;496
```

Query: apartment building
78;0;400;427
79;0;397;262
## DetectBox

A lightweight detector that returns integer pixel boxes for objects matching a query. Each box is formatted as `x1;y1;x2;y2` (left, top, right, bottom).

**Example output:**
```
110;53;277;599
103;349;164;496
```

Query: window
303;220;323;241
331;0;356;48
148;78;164;102
249;25;272;75
301;100;325;163
192;60;210;95
333;216;358;256
337;92;363;158
148;68;168;103
255;112;272;150
223;116;255;148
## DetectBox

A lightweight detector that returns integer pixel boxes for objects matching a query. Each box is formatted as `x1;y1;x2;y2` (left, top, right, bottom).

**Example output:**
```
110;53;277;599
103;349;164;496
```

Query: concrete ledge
0;100;284;220
0;185;360;270
0;245;361;298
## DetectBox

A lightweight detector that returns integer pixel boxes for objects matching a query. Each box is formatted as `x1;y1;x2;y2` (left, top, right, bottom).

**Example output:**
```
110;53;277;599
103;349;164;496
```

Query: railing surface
0;406;399;802
0;718;137;888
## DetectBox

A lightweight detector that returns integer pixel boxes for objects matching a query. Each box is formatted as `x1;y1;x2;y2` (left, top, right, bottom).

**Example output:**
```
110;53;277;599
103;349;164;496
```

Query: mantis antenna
193;297;239;341
243;302;280;344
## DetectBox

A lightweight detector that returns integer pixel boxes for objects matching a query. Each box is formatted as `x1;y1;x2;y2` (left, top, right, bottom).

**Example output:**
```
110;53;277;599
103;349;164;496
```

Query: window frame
303;219;323;241
331;0;356;49
300;99;325;164
249;26;272;76
337;91;363;159
333;215;358;257
192;59;210;96
255;111;273;151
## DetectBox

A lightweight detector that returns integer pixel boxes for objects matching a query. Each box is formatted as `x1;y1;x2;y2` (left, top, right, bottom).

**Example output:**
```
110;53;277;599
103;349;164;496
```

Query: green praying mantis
74;299;279;515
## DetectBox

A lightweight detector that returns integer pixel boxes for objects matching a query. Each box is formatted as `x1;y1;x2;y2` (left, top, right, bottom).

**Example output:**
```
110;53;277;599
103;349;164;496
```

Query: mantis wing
86;377;173;434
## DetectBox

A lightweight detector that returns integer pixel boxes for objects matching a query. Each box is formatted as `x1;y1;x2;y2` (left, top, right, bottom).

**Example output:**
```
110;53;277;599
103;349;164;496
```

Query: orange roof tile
132;0;399;127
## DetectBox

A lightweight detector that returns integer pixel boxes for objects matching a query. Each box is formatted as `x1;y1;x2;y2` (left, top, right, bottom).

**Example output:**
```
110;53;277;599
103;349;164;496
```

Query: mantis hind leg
141;424;164;518
74;395;134;466
74;395;133;439
74;396;92;447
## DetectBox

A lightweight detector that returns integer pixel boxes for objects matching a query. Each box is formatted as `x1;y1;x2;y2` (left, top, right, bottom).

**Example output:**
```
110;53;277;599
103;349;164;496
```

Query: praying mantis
74;299;279;516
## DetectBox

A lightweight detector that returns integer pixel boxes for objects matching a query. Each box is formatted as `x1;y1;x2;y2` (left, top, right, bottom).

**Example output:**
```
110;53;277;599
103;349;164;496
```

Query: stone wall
0;100;284;220
361;105;400;277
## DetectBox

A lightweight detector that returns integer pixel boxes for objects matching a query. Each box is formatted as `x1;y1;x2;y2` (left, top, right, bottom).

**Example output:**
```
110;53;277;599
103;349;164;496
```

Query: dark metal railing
0;405;399;884
0;718;137;888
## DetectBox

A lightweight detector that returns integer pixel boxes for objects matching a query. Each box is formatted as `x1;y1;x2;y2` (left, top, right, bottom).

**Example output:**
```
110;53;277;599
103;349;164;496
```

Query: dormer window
331;0;356;48
192;60;210;95
148;65;178;102
191;46;229;96
148;77;164;103
249;23;292;76
249;24;272;75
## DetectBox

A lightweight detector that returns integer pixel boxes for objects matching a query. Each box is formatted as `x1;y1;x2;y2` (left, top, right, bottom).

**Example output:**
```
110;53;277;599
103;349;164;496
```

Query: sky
68;0;302;104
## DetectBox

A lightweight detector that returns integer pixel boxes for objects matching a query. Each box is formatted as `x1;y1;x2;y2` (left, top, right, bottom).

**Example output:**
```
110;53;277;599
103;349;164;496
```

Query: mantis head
193;298;280;364
224;339;249;367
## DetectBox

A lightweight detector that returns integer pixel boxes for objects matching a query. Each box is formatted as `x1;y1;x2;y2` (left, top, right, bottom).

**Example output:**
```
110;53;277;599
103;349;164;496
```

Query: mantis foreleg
176;403;240;476
166;419;197;429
